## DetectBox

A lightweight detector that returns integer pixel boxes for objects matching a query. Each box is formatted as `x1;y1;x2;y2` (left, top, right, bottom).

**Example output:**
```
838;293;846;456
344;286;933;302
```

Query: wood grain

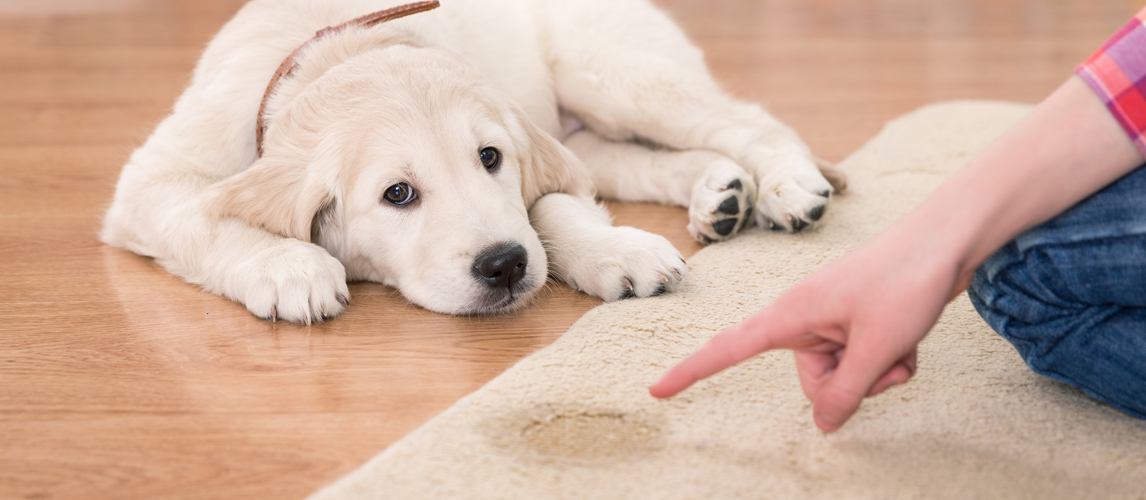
0;1;1137;498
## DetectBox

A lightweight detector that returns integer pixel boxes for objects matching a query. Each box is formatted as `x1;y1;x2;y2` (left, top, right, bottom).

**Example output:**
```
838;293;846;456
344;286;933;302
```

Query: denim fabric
969;165;1146;419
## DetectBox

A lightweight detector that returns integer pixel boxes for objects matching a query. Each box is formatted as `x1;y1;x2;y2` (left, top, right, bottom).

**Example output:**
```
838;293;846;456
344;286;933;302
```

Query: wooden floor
1;1;1137;498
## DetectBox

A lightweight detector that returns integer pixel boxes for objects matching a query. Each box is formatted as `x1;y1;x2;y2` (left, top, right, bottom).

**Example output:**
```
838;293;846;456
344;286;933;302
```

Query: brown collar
255;1;441;157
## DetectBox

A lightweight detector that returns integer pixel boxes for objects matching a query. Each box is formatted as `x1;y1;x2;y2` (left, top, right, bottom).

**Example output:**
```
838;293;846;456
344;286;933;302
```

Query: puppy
101;0;840;323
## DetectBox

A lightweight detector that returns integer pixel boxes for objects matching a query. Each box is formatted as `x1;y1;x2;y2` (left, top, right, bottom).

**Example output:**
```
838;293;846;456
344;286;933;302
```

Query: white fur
102;0;835;322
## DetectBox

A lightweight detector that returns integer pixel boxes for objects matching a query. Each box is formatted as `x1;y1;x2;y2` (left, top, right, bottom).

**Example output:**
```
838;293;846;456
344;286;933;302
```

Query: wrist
876;180;991;295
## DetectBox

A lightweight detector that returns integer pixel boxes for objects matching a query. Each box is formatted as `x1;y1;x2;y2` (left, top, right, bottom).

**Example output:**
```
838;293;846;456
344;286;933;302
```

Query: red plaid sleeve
1077;8;1146;156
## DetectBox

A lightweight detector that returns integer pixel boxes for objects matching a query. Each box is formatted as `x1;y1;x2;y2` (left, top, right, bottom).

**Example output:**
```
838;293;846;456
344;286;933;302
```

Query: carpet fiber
309;102;1146;500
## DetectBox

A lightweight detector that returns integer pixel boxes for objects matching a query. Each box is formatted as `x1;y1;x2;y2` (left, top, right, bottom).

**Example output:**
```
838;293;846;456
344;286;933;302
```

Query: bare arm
649;76;1144;432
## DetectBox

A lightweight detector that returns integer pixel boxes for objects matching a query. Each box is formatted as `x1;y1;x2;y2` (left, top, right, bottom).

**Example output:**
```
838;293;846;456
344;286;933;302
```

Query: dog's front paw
687;159;757;245
564;227;687;301
228;240;350;324
753;152;834;233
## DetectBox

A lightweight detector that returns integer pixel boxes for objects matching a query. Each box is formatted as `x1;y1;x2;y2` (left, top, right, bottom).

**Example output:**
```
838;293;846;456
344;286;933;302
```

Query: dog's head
203;45;591;315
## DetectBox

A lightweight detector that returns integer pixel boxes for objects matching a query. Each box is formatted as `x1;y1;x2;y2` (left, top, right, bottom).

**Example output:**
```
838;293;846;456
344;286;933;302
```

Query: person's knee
969;243;1078;336
970;247;1146;419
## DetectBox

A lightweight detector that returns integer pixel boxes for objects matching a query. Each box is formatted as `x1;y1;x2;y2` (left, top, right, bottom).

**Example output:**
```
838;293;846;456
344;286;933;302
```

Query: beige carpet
308;101;1146;500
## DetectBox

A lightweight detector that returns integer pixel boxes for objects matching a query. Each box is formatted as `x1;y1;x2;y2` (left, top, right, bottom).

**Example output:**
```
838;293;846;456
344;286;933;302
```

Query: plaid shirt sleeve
1077;8;1146;156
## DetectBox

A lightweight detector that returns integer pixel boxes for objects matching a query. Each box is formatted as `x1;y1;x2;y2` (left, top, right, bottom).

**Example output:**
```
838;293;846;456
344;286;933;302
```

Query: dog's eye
479;147;501;172
382;182;417;206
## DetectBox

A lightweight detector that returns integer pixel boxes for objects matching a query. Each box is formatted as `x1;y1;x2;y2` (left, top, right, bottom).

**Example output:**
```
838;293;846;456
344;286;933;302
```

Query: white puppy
101;0;841;323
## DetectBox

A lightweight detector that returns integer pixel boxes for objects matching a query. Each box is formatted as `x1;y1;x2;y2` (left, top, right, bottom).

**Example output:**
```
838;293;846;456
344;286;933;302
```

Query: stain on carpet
484;405;667;462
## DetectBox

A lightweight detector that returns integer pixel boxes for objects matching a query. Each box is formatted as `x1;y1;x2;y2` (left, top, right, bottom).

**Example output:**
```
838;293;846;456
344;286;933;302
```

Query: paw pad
712;218;737;236
717;196;739;215
689;171;756;245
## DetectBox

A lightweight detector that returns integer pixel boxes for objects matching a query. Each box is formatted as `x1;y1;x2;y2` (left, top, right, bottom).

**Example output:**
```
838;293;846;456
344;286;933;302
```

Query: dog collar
256;1;440;157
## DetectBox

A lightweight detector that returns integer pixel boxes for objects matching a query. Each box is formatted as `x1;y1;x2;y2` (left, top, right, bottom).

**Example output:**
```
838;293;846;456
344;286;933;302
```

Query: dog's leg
564;129;755;244
102;159;350;325
192;219;350;324
542;0;841;234
529;192;686;301
558;67;833;234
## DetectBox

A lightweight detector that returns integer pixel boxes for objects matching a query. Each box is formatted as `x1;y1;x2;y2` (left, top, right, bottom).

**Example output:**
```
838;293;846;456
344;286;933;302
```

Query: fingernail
815;412;840;431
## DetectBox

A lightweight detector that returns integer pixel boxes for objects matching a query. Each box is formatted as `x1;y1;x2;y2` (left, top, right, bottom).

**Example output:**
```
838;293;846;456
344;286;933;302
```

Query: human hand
649;228;962;432
651;76;1146;433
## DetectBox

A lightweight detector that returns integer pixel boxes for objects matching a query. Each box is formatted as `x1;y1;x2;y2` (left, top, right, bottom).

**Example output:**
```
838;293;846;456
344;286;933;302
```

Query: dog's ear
513;109;596;206
201;156;335;243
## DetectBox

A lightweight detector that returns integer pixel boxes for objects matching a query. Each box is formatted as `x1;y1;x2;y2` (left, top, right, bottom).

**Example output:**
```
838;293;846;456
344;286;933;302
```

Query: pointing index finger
649;307;794;398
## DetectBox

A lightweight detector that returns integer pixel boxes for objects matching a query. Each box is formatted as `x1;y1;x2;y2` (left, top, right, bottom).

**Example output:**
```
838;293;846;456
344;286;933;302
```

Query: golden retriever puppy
101;0;839;323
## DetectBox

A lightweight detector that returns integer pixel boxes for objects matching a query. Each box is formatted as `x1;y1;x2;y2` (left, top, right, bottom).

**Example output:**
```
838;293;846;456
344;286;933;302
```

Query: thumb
811;338;903;433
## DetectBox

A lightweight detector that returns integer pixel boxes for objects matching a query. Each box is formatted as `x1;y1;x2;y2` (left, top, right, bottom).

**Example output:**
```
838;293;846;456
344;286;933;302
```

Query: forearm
892;76;1144;291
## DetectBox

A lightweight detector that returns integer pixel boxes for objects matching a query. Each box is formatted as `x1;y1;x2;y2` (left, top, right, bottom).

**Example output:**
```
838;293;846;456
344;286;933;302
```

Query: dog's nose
473;242;528;288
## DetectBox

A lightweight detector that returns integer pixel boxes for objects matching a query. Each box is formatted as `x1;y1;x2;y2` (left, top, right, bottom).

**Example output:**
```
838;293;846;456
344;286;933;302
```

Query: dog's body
102;0;838;322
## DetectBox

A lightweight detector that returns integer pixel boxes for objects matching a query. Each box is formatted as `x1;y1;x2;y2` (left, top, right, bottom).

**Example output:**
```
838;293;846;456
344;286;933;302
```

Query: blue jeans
968;165;1146;419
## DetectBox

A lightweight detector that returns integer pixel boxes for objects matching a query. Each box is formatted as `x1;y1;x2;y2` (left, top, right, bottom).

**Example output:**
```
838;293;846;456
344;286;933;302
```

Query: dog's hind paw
753;153;833;233
227;240;350;324
687;159;756;244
